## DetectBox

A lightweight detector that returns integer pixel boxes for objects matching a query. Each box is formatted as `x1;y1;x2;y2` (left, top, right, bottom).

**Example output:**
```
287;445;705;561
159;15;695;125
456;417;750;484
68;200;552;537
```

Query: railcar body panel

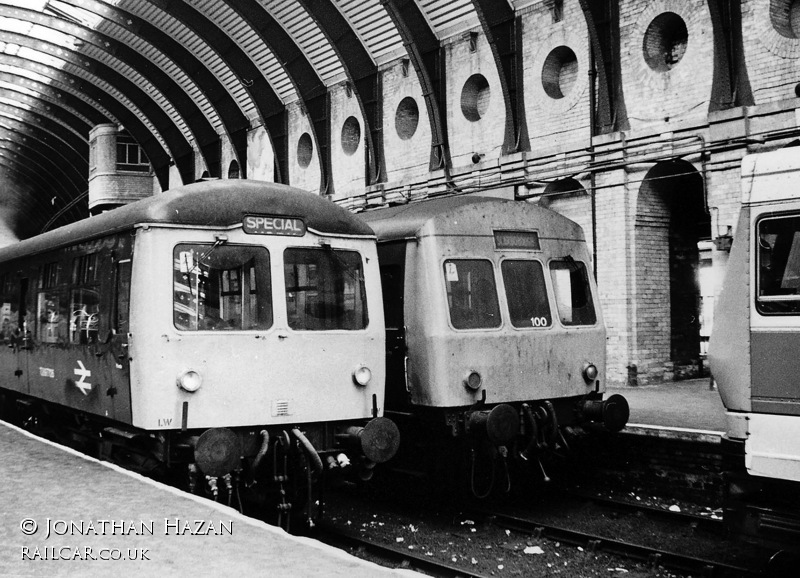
710;147;800;482
363;196;605;409
0;181;385;429
0;234;134;422
708;209;752;413
127;226;384;430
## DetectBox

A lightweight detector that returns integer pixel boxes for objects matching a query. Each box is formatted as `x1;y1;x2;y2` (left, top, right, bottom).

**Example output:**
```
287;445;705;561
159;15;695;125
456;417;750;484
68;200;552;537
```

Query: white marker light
177;370;202;392
352;365;372;387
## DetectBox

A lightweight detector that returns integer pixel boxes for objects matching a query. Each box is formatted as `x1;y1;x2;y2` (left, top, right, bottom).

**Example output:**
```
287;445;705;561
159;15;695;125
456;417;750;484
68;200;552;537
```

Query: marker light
353;365;372;387
464;371;482;391
177;370;202;392
583;363;599;383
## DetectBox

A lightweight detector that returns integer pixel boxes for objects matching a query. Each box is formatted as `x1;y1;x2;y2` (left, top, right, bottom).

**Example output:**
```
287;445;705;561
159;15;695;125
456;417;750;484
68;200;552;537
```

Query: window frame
755;212;800;316
499;258;553;330
441;258;502;331
172;242;274;332
548;258;598;327
283;246;369;332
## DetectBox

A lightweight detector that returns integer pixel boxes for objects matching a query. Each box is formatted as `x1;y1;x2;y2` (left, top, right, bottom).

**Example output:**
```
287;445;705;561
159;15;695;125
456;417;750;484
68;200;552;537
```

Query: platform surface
0;421;417;577
607;377;726;436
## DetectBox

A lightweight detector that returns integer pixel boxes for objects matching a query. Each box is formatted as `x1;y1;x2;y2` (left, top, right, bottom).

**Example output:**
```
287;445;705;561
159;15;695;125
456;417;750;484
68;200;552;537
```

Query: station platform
0;421;416;577
607;377;726;439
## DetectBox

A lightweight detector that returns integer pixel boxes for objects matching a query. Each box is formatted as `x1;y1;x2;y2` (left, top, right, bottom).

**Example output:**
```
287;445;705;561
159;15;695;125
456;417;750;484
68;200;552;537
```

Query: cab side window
757;214;800;314
549;259;597;326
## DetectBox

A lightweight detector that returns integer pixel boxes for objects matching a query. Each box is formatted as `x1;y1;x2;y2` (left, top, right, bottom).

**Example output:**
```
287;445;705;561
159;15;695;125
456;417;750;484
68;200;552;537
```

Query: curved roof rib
120;0;288;181
300;0;384;184
0;51;172;189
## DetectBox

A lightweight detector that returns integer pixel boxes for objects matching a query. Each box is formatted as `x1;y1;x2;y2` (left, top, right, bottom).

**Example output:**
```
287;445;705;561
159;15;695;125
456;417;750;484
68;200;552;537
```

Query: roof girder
0;52;171;189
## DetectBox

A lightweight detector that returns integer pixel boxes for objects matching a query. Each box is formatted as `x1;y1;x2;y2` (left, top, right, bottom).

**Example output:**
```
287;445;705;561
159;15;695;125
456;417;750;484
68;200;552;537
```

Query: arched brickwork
633;160;709;382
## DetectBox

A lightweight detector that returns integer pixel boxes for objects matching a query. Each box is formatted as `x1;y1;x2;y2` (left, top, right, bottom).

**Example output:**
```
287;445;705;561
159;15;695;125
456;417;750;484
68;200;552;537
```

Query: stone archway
634;160;710;381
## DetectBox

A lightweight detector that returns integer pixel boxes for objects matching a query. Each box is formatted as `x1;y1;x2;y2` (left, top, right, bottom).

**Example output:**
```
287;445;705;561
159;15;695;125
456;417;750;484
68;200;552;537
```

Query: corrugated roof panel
79;44;192;144
0;62;119;124
419;0;478;38
0;91;85;140
0;80;93;127
264;0;343;86
335;0;402;64
61;61;170;153
187;0;296;103
95;20;223;131
116;0;258;122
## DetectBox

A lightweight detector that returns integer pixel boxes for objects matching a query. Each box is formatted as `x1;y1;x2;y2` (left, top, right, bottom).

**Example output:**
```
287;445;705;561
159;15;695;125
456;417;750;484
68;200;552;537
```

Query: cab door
377;242;408;410
108;257;133;423
751;211;800;416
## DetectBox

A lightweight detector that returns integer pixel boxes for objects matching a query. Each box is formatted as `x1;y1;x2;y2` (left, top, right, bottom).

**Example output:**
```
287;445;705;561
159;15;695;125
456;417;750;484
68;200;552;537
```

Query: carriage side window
0;272;12;340
115;260;132;334
173;244;272;331
284;248;368;331
70;254;101;344
37;261;68;344
443;259;501;330
501;260;552;328
757;215;800;314
549;259;596;326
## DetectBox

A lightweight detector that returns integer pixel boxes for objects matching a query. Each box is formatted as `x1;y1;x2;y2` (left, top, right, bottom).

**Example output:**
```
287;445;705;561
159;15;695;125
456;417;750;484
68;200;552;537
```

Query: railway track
316;525;493;578
471;508;760;577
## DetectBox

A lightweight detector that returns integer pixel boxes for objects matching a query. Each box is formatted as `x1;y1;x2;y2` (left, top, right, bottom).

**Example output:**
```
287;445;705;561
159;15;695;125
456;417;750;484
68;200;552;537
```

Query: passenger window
757;215;800;314
37;262;67;343
70;288;100;344
70;254;101;344
443;259;501;329
173;244;272;331
501;260;551;328
284;248;368;331
549;259;597;326
115;260;132;334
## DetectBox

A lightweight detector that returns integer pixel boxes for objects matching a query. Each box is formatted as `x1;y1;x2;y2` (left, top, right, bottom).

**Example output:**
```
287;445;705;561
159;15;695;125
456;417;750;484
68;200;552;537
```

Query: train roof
741;146;800;205
359;195;583;242
0;180;374;262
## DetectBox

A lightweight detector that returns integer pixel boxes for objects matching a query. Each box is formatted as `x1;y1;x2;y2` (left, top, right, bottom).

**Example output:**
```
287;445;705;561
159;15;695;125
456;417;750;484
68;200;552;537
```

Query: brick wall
742;0;800;104
620;0;714;131
287;101;322;193
381;60;433;185
330;83;367;200
444;30;506;169
520;0;591;149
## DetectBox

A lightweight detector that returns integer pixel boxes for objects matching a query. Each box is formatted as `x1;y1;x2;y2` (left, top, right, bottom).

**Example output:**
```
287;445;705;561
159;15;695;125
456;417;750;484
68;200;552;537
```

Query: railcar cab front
360;195;628;491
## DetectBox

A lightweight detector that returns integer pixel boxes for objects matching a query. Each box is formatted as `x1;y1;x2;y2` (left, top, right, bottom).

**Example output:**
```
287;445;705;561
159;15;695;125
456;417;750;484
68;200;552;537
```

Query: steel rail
478;510;760;578
315;525;494;578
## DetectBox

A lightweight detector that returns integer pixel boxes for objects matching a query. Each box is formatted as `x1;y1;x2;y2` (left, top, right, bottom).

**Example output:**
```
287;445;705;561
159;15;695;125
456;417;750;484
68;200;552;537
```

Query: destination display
493;230;540;250
242;215;306;236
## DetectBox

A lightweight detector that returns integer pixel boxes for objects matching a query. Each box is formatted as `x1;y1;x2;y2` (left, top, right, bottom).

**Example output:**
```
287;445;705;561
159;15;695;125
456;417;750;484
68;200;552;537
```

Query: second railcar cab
361;195;627;446
709;147;800;483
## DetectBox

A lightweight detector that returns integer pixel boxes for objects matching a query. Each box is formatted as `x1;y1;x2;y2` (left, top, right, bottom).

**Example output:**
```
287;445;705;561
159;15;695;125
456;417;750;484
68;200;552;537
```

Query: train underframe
721;437;800;562
387;391;629;498
0;389;398;533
